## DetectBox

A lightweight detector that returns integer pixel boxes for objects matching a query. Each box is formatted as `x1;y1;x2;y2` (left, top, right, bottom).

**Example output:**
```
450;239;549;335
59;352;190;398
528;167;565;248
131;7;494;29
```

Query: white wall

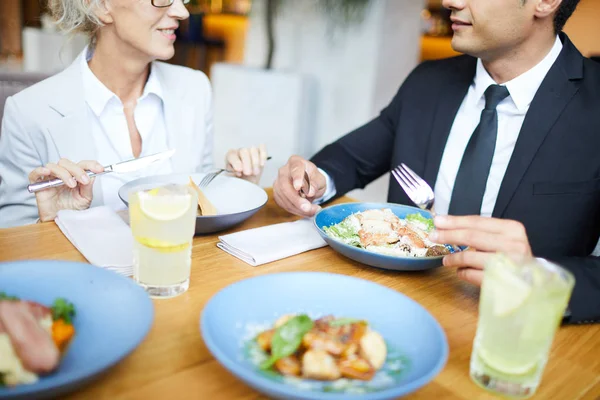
22;27;87;73
238;0;423;201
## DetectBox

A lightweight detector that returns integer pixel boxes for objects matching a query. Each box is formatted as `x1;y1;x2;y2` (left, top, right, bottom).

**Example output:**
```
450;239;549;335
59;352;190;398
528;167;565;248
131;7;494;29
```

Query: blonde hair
47;0;105;37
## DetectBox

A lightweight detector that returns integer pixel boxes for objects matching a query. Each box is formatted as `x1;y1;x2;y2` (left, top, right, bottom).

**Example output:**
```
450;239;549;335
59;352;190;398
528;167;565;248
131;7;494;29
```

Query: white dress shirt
81;48;173;210
318;36;563;218
434;36;563;216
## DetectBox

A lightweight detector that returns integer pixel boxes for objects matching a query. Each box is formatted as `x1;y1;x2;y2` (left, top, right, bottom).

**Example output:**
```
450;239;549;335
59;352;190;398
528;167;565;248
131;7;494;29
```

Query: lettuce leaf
405;213;434;232
323;217;361;247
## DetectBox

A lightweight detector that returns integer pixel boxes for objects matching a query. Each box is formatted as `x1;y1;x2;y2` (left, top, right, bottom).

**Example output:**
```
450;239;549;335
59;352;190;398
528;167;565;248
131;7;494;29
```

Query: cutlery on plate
198;156;273;188
27;149;176;193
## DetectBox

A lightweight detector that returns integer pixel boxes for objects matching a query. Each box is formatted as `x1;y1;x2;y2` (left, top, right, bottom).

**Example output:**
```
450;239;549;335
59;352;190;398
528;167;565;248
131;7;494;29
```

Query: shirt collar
473;35;563;113
80;45;164;117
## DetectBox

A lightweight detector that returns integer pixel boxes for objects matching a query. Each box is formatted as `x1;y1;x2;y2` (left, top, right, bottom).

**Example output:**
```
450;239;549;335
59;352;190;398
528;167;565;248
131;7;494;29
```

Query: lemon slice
138;191;191;221
135;237;190;253
489;267;532;317
477;347;538;375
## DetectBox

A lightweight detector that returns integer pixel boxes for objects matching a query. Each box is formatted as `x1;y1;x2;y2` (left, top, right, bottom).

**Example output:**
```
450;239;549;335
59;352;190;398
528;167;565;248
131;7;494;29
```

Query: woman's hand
225;144;268;184
28;159;104;222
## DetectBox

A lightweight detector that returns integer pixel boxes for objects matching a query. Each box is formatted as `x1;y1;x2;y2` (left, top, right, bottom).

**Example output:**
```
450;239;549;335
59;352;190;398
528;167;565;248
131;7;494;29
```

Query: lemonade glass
470;254;574;398
129;184;197;298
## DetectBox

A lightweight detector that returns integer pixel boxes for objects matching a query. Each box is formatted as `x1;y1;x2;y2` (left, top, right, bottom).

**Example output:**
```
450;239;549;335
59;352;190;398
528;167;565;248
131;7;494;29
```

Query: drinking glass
470;253;574;398
129;184;197;298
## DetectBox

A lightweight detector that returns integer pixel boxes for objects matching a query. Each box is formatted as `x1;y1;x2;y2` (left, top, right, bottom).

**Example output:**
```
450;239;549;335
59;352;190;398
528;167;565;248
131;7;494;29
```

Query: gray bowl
119;173;268;235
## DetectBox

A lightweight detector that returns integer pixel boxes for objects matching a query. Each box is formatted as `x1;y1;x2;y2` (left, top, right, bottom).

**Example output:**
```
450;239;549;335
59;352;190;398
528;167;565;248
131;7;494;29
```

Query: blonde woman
0;0;267;227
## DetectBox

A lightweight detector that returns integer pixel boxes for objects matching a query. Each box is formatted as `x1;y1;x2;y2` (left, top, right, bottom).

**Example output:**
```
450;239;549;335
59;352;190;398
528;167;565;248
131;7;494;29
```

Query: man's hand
429;215;533;286
273;155;327;217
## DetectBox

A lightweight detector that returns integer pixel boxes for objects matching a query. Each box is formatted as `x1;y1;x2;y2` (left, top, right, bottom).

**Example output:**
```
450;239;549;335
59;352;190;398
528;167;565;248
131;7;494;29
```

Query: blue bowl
0;260;154;400
201;272;448;400
314;203;460;271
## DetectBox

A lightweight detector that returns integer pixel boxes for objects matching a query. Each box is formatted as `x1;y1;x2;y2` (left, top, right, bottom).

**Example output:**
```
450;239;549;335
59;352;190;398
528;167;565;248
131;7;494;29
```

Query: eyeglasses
151;0;191;8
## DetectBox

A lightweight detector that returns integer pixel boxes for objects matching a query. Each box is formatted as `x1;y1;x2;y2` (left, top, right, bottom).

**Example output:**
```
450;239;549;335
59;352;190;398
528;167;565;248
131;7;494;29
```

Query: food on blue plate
323;208;452;257
255;314;387;381
0;293;76;387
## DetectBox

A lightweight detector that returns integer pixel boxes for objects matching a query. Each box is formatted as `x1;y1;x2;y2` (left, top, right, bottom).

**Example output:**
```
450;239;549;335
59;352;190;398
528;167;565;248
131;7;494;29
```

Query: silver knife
27;149;176;193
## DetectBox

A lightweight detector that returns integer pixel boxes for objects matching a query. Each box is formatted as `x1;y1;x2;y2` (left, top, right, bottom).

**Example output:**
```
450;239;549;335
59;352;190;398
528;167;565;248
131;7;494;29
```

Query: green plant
263;0;372;69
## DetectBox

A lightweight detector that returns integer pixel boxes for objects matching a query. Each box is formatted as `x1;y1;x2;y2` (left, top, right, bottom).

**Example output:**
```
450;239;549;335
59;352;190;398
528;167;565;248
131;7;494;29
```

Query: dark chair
176;13;226;72
0;71;49;135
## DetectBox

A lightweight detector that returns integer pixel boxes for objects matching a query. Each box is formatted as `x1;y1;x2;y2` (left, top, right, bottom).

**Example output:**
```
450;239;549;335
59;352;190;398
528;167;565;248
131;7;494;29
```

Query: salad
323;208;453;257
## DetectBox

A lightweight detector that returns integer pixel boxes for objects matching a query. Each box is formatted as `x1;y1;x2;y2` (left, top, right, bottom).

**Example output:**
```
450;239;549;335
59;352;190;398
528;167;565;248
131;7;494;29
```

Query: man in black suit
273;0;600;323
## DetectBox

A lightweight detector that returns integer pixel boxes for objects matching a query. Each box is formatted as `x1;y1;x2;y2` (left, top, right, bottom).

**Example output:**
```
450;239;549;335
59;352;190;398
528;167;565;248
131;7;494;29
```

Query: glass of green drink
470;253;575;398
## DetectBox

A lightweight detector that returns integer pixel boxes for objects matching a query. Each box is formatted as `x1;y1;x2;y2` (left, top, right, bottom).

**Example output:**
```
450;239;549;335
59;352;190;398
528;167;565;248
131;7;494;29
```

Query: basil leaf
260;314;313;370
329;317;367;327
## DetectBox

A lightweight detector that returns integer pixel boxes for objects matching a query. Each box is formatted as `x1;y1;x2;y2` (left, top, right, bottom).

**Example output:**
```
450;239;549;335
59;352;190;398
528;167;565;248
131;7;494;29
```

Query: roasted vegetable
274;355;302;377
302;350;341;381
255;314;386;382
338;354;376;380
51;319;75;352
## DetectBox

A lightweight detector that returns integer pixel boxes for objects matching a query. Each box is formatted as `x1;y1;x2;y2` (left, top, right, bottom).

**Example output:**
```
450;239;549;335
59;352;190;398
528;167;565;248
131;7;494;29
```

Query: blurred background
1;0;599;201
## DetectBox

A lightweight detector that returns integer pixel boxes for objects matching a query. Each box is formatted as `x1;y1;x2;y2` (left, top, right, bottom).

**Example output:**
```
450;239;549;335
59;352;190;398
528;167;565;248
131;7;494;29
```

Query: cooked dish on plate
254;314;387;381
323;208;454;258
0;293;76;387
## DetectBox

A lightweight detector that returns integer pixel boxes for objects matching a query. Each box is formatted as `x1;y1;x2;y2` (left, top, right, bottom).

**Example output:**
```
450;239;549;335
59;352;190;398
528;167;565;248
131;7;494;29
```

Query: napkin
217;219;328;266
55;206;134;276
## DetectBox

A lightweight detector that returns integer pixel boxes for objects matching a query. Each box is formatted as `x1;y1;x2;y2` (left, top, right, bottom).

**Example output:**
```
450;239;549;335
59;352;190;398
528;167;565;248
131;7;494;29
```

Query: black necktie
448;84;510;216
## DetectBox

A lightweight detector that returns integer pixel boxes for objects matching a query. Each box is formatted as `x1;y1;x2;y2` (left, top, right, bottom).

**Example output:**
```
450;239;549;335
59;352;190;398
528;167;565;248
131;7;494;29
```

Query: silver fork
198;156;274;188
391;163;435;213
392;164;463;252
199;169;226;188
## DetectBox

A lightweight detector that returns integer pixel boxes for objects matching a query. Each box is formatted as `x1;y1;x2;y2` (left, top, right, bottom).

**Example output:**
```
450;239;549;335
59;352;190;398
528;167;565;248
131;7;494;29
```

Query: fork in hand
391;163;435;213
392;164;462;252
198;156;273;188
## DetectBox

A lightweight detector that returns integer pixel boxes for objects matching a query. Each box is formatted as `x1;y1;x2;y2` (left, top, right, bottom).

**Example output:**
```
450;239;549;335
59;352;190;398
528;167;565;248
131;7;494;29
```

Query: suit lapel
154;62;196;174
492;35;583;217
423;57;476;187
45;56;103;204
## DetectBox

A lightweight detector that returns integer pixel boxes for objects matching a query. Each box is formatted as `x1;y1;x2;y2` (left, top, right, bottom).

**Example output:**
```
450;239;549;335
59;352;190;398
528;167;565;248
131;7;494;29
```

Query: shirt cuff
313;168;336;205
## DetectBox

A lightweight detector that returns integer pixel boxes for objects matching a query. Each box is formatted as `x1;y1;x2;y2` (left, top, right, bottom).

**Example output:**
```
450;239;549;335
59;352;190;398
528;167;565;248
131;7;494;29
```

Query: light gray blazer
0;55;214;228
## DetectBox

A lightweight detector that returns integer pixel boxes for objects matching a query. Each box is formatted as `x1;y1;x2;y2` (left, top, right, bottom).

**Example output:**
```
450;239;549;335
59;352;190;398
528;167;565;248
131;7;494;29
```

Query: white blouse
81;48;173;210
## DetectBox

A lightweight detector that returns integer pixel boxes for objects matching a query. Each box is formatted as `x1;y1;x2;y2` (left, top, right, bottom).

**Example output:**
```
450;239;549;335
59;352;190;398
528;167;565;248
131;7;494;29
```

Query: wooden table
1;190;599;400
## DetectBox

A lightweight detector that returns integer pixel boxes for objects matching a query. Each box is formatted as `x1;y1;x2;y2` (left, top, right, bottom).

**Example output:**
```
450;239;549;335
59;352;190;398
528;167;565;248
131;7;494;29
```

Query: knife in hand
27;149;176;193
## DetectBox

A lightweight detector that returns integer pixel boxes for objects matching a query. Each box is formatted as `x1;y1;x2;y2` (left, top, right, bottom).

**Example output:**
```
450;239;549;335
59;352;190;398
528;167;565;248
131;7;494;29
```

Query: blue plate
314;203;463;271
201;272;448;400
0;260;154;400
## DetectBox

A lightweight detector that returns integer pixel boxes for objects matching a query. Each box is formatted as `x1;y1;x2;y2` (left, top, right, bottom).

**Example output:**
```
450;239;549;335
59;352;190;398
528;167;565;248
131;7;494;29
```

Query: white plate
118;173;268;234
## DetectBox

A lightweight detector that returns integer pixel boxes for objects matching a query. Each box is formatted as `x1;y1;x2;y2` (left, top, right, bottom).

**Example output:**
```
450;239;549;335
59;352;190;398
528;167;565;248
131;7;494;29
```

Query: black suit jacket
312;34;600;324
